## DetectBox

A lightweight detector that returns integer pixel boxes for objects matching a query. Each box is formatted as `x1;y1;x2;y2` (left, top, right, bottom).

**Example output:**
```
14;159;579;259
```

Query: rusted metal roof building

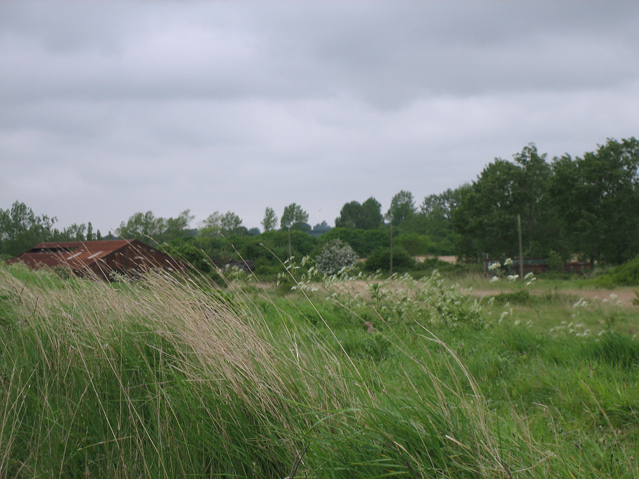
9;239;185;279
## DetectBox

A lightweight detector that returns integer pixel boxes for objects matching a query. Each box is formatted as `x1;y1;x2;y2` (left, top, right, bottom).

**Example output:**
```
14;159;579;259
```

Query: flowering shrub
488;258;514;282
318;270;489;330
315;239;357;275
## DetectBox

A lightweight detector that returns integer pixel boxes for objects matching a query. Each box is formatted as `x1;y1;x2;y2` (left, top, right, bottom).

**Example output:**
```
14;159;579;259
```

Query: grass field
0;263;638;478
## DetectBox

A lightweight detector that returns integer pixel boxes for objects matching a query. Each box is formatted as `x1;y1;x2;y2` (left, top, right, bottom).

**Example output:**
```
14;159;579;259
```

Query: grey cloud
2;1;639;232
3;1;638;108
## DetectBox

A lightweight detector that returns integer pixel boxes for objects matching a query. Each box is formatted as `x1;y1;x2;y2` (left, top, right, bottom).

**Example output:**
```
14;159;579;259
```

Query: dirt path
311;279;638;308
471;288;637;307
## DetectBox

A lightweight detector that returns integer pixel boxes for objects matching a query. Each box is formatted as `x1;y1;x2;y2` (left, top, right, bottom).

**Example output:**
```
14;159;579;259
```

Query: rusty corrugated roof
12;239;136;270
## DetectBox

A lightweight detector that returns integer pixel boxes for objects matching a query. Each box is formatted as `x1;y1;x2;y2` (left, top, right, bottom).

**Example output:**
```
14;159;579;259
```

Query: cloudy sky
2;1;639;234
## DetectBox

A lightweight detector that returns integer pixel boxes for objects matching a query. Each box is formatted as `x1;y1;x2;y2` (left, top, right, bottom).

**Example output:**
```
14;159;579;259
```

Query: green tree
335;201;364;229
549;137;639;265
411;187;467;256
311;221;332;236
512;144;558;257
261;207;278;232
198;212;223;238
453;144;556;261
386;190;415;226
220;211;243;236
420;188;463;221
335;197;383;230
0;201;57;257
54;223;87;241
361;197;384;229
117;211;166;243
395;232;434;256
364;246;414;272
281;203;309;229
163;210;195;243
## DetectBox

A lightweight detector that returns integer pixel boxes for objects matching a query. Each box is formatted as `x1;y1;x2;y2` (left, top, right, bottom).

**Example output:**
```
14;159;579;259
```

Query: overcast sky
2;1;639;234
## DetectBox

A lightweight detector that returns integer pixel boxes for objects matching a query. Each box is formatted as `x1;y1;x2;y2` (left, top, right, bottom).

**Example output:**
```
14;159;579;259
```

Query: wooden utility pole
517;214;524;281
389;224;394;275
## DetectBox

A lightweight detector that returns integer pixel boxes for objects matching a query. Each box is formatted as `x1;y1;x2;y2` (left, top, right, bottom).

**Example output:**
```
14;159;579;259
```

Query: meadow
0;263;638;478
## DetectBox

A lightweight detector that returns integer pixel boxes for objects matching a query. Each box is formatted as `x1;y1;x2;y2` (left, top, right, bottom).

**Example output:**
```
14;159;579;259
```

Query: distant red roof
9;239;184;278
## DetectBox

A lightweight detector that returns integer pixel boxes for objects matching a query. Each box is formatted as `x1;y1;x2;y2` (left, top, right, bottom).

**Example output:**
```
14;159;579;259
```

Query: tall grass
0;264;636;477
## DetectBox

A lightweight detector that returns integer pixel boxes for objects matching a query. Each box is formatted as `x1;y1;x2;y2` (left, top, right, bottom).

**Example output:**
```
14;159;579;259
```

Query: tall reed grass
0;264;632;477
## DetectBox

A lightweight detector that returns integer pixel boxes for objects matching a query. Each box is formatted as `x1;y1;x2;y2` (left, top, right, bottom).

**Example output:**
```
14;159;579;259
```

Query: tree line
454;137;639;265
2;137;638;269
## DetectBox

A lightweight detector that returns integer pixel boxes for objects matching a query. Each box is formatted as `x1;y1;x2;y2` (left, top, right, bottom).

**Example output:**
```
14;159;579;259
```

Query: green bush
395;232;434;255
593;256;639;287
161;243;213;274
364;247;414;272
547;250;565;274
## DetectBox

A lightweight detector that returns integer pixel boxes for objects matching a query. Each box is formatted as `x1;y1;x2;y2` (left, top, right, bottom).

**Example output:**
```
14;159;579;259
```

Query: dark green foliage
400;210;458;255
0;201;57;257
453;144;558;261
550;137;639;265
161;243;212;273
386;190;416;226
280;203;309;229
361;197;384;229
159;243;224;285
490;289;534;305
117;209;195;244
261;207;278;232
335;200;365;229
364;246;414;272
547;250;565;273
260;230;317;257
414;258;474;276
310;221;332;237
335;197;384;230
594;257;639;287
395;232;434;255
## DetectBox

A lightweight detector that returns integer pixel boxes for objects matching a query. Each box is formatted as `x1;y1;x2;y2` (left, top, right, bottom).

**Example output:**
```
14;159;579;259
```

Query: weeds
0;264;637;477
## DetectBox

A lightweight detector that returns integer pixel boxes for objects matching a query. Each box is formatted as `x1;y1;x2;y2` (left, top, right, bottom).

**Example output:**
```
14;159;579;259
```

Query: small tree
315;239;357;275
261;207;278;232
117;211;165;243
221;211;243;236
281;203;309;229
386;190;416;227
199;212;223;237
